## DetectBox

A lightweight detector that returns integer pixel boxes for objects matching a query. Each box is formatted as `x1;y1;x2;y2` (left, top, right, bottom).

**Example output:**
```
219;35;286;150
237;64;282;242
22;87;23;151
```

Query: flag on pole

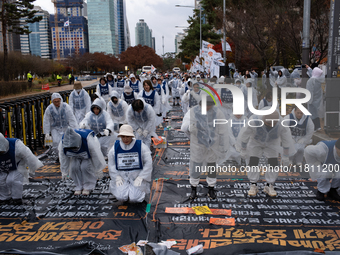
151;64;156;73
64;20;70;27
221;39;232;52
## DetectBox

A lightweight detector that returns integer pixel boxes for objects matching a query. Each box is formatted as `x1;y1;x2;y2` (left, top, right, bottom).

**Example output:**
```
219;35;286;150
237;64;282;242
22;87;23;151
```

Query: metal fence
0;85;97;151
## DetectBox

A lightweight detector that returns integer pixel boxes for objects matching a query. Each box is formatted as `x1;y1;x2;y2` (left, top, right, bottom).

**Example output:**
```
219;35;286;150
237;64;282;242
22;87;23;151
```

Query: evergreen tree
1;0;42;81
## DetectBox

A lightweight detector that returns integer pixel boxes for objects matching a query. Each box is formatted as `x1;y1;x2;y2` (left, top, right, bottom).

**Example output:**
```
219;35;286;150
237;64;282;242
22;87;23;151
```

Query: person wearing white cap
236;108;296;197
0;133;43;205
126;99;157;148
108;124;153;203
59;127;106;196
80;98;115;158
128;74;143;94
43;93;78;161
69;81;91;124
121;84;138;105
181;96;230;200
107;91;129;131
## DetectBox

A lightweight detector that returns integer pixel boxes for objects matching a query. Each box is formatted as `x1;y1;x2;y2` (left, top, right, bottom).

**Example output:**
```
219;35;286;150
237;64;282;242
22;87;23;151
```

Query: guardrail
0;85;97;151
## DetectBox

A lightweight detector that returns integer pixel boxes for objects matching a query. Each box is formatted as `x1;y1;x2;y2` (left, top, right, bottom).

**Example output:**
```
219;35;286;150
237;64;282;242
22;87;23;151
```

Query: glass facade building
117;0;130;54
20;6;52;59
135;19;152;48
88;0;119;55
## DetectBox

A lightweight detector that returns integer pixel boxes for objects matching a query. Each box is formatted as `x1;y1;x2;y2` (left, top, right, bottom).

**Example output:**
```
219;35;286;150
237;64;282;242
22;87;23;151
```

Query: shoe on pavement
176;103;180;106
190;186;197;200
207;187;216;200
248;184;258;196
82;190;90;195
263;184;277;197
74;190;82;195
173;102;176;106
316;190;326;201
327;188;340;201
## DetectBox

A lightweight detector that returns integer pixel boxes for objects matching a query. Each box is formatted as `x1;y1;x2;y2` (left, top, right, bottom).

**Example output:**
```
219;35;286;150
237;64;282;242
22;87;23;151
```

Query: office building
117;0;131;54
87;0;119;55
20;6;52;59
135;19;153;48
175;32;187;54
50;0;89;59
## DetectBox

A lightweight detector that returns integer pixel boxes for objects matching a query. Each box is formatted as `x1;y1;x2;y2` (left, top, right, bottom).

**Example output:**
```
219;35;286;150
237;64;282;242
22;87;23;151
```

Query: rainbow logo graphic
197;82;223;106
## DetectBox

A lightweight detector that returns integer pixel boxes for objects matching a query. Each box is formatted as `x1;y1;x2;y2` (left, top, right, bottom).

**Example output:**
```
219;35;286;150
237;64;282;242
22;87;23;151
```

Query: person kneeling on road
108;125;152;203
304;138;340;201
0;133;43;205
59;127;106;196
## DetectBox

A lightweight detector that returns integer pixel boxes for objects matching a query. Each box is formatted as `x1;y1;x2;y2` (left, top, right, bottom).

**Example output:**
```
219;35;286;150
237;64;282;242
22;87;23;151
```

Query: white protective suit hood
51;93;63;103
110;91;120;103
91;98;105;114
62;127;82;149
290;69;300;79
290;108;308;124
0;133;9;153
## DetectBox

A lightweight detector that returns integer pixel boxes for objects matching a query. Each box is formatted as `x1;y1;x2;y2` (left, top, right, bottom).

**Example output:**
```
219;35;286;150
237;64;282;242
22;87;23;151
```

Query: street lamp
175;4;202;50
86;60;94;72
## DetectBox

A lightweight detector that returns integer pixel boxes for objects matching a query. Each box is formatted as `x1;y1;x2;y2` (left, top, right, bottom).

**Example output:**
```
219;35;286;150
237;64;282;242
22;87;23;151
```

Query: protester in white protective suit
181;97;230;200
160;77;172;118
258;92;277;110
121;84;138;105
107;91;129;133
152;77;166;127
69;82;91;124
283;106;314;166
80;98;115;158
227;114;248;165
138;80;162;127
108;125;153;203
306;67;324;131
305;138;340;201
96;77;112;103
236;108;296;197
182;82;202;113
169;74;181;106
273;69;287;88
215;81;234;119
127;99;157;148
43;93;78;161
127;74;143;94
290;68;301;87
244;78;258;118
0;133;43;205
179;76;191;114
59;127;106;196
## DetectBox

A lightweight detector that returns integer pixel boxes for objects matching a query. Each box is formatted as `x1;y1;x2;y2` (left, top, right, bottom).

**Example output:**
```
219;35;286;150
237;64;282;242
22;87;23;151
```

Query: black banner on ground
148;179;340;255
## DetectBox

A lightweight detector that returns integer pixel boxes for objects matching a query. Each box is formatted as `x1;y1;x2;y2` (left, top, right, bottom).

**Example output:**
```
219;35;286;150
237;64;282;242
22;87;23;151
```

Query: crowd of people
1;65;339;206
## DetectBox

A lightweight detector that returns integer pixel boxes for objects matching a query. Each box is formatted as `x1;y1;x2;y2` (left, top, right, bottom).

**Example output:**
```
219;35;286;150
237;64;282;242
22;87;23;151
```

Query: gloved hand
137;128;143;136
133;176;143;187
240;148;247;159
45;134;52;141
62;173;69;181
143;130;149;137
281;156;290;166
80;123;86;129
297;139;305;145
103;129;110;136
116;176;124;187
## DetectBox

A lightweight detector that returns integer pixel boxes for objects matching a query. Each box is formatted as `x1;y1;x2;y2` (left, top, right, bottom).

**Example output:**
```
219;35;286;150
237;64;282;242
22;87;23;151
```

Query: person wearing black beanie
304;138;340;201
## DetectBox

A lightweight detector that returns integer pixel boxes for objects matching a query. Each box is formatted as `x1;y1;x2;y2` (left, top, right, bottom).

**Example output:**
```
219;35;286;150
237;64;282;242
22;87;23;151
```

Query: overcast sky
33;0;194;55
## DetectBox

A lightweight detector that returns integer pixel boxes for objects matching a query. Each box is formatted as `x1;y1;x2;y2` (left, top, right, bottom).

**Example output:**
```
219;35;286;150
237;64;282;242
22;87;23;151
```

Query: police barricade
0;85;97;151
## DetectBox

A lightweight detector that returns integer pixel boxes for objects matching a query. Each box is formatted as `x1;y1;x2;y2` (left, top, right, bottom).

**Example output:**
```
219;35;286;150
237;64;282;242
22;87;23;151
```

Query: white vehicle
173;67;180;73
142;66;152;74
